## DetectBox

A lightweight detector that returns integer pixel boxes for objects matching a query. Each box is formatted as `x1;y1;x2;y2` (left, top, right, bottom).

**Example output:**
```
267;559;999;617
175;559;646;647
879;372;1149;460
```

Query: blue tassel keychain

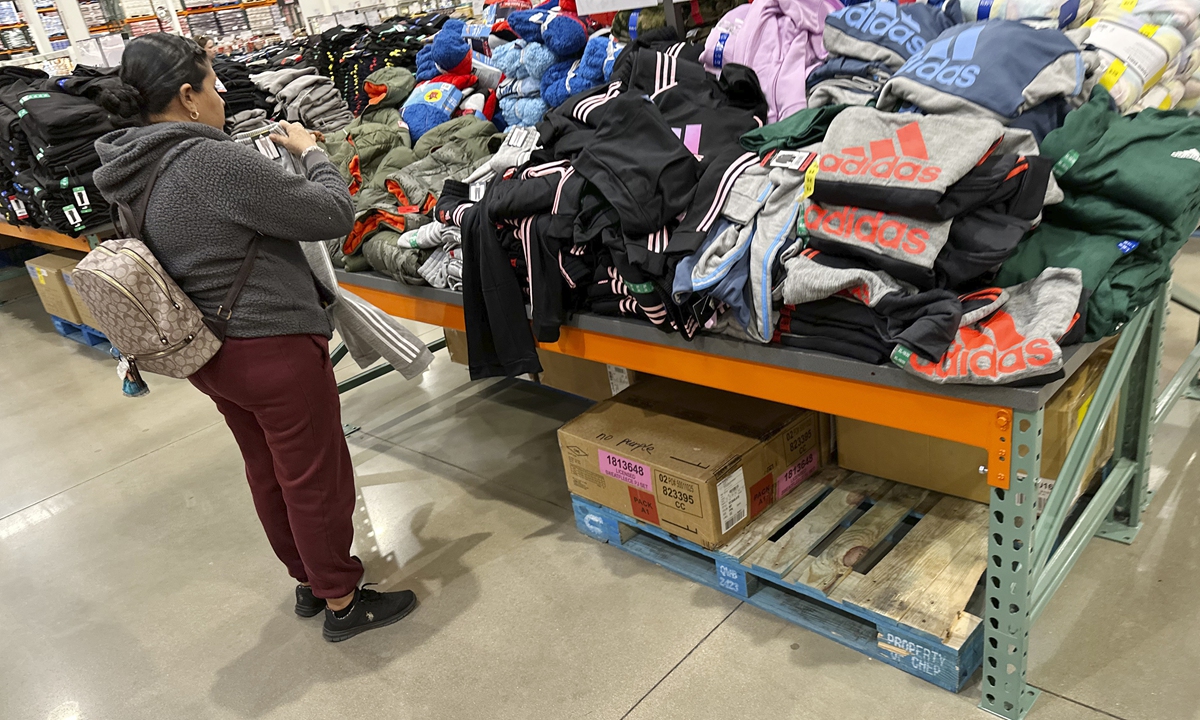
112;348;150;398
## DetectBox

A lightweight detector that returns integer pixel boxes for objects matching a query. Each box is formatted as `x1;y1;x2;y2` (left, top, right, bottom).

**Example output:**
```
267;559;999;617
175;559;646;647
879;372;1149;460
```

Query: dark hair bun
96;82;144;119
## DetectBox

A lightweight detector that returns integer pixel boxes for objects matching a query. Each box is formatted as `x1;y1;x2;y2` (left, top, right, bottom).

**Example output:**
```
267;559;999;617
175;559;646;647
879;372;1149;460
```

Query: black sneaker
295;585;326;618
323;585;418;643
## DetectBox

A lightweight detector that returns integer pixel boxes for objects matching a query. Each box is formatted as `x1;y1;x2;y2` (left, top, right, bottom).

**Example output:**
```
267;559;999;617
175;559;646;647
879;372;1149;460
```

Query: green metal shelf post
979;408;1042;719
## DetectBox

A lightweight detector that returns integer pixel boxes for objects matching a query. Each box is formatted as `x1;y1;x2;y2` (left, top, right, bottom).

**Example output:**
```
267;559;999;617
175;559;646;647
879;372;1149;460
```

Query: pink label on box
776;449;819;500
598;450;653;492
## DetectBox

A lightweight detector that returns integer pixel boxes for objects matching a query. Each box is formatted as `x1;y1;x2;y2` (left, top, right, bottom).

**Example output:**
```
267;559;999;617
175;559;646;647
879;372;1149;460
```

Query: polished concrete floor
3;251;1200;720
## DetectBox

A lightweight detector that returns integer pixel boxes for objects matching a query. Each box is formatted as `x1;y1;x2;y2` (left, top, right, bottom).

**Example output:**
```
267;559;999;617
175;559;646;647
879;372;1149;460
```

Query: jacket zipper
85;268;169;345
96;246;179;309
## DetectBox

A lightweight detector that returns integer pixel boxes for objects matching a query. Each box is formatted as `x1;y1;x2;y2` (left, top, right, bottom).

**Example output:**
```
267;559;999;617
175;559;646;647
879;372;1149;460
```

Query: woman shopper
195;35;217;61
93;33;417;642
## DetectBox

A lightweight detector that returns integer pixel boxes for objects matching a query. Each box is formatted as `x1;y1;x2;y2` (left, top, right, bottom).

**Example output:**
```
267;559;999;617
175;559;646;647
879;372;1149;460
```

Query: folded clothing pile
876;20;1091;142
805;0;963;110
0;66;127;235
431;35;770;379
251;65;354;133
214;58;273;124
186;12;219;36
715;104;1081;385
313;16;445;116
345;114;502;256
1081;12;1192;112
997;86;1200;340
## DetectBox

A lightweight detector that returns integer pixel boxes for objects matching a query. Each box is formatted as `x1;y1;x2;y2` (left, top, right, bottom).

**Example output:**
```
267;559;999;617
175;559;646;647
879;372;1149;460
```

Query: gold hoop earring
190;110;199;120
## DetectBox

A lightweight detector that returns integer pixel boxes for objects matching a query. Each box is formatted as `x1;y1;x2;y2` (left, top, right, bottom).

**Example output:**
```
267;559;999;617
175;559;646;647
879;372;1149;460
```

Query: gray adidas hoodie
94;121;355;339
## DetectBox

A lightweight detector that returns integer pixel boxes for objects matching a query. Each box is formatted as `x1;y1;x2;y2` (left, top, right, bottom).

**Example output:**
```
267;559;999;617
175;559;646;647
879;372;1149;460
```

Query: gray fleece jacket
94;122;355;339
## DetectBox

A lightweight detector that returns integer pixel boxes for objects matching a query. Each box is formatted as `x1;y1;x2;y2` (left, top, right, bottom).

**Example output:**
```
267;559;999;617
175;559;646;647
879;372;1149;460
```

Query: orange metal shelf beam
0;223;90;253
344;282;1014;489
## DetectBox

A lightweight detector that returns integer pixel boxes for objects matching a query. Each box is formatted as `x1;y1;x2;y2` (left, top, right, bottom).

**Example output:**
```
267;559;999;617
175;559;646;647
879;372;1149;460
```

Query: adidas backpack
72;152;259;379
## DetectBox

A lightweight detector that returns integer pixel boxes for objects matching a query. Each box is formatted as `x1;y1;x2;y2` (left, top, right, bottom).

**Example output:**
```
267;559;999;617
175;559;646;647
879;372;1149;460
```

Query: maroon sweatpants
189;334;363;599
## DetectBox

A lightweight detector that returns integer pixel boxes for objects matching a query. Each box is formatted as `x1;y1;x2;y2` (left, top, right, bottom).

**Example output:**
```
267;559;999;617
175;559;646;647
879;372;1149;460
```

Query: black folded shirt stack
0;66;50;227
214;59;274;122
0;66;131;235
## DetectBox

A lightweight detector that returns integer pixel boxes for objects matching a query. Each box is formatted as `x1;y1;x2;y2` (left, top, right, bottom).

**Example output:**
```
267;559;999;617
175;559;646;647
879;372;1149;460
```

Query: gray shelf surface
337;269;1104;412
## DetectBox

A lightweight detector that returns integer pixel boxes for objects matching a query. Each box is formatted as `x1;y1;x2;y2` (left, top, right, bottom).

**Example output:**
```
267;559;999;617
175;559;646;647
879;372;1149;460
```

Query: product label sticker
803;157;820;198
1117;239;1140;254
598;449;653;492
776;449;819;499
628;486;660;524
63;205;82;226
73;186;90;208
10;196;27;219
716;466;748;534
628;9;640;39
656;471;702;517
1090;21;1169;87
750;473;774;518
890;344;914;368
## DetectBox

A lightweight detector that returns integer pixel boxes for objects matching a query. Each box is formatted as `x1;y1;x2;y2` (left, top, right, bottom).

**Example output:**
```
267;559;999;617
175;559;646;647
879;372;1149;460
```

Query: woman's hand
271;121;318;156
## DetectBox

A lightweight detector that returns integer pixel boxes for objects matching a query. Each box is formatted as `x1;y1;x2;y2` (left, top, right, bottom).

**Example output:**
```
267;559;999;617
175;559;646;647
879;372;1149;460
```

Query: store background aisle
2;247;1199;720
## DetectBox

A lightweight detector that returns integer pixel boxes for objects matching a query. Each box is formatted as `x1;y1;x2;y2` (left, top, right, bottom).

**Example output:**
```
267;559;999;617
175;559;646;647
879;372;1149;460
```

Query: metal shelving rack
333;265;1198;720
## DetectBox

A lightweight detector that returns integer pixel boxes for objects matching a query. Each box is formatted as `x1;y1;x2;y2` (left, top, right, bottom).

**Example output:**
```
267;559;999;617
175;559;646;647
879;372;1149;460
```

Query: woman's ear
178;83;197;116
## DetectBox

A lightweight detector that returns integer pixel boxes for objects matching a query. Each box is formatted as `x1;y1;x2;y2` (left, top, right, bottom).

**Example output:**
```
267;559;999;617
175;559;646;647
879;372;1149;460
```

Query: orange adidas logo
908;309;1056;380
804;205;929;256
819;121;941;184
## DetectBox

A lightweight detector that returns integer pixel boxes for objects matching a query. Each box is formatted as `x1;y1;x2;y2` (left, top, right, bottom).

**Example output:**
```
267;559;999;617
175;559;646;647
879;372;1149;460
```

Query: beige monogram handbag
72;153;260;379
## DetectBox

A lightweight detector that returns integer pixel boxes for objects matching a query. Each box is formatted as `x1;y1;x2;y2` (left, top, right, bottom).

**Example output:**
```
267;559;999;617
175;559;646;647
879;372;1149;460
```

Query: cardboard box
558;377;826;549
836;339;1119;508
24;252;85;324
61;264;102;330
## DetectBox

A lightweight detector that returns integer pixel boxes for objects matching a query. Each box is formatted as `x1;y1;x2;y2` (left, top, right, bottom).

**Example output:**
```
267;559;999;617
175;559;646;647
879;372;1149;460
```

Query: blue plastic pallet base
572;495;982;693
50;315;110;350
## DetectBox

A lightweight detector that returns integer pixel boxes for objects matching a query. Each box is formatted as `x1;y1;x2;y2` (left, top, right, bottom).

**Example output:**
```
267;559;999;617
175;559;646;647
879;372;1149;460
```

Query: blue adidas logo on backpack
897;23;983;88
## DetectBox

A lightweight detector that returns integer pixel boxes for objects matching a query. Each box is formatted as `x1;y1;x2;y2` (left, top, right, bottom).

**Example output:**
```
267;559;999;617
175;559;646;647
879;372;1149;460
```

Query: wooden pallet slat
786;483;930;594
745;472;891;576
898;528;990;641
831;496;989;642
719;467;849;561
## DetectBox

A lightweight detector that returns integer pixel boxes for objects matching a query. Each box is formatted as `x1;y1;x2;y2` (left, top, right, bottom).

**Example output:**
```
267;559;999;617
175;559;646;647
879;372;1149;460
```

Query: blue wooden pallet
572;472;988;693
50;315;110;350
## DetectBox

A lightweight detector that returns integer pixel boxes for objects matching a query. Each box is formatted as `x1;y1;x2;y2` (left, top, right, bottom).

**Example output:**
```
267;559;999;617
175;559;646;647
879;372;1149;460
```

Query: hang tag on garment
469;180;487;202
255;134;281;160
803;158;820;198
73;186;90;209
770;150;814;171
116;355;130;380
63;204;82;226
9;196;27;219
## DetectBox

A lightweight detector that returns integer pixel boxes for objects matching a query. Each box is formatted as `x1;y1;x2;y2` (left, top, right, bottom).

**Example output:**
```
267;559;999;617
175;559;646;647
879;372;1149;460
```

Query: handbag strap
204;235;262;341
